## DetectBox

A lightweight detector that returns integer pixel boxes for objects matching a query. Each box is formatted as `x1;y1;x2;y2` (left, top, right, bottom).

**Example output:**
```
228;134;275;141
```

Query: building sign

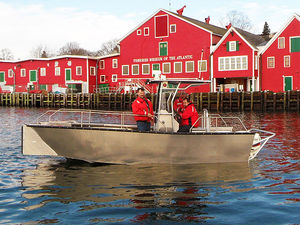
133;55;193;63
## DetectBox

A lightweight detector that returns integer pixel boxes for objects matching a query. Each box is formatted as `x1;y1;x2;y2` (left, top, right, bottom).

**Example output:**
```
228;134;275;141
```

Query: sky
0;0;299;59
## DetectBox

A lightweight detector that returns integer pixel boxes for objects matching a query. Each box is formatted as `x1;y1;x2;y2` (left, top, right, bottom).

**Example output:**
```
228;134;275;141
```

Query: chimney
205;16;210;24
176;5;186;15
226;23;232;30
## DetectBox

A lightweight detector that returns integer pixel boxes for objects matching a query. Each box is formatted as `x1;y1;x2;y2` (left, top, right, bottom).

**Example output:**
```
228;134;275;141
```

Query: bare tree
58;42;89;56
219;10;253;31
95;39;119;56
30;44;54;58
0;48;14;60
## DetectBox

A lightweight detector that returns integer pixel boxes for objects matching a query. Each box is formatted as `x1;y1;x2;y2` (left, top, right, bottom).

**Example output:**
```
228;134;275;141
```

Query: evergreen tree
262;22;271;36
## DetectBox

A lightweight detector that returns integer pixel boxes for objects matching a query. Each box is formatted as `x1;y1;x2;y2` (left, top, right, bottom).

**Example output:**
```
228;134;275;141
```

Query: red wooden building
260;14;300;92
211;26;266;92
99;9;227;92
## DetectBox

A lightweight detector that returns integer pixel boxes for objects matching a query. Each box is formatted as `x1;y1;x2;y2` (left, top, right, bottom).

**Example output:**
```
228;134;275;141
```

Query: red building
211;26;266;92
260;14;300;92
0;56;98;93
99;9;227;92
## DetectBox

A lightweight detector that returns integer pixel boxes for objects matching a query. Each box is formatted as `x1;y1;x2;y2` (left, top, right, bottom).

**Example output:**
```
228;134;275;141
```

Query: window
122;65;129;75
90;67;96;76
144;27;149;36
174;62;182;73
137;29;142;35
8;69;14;78
55;67;60;76
278;37;285;49
132;64;139;75
159;42;168;56
284;56;290;68
267;57;275;68
100;75;106;83
142;64;150;75
55;61;59;67
218;56;248;71
227;41;239;52
155;15;169;38
40;68;46;76
21;69;26;77
291;37;300;52
112;74;117;82
67;61;72;66
163;63;171;74
112;59;118;68
170;24;176;33
198;60;207;72
152;64;160;72
185;61;194;73
100;60;105;69
76;66;82;76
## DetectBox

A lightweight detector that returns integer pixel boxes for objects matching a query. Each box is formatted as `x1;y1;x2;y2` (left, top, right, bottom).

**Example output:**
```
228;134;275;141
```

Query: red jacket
179;103;199;128
173;97;183;113
132;97;153;122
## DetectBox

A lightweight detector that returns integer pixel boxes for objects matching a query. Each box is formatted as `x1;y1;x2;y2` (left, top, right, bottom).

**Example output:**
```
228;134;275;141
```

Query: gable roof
119;8;227;43
259;14;300;55
212;26;266;53
166;10;227;36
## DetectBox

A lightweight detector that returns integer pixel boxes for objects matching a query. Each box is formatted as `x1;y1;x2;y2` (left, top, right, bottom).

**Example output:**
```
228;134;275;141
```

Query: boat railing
36;109;167;130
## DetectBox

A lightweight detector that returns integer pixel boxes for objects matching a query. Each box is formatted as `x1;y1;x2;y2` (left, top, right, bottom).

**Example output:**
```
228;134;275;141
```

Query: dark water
0;107;300;225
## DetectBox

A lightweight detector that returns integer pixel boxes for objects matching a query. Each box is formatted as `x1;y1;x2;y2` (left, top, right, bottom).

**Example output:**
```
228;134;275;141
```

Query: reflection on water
0;108;300;224
21;160;253;224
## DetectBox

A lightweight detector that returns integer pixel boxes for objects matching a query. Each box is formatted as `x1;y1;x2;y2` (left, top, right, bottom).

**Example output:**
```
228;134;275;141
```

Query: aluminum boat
22;79;275;164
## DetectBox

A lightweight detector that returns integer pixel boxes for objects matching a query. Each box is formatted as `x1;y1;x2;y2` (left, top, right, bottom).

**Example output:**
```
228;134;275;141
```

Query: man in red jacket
178;98;199;132
132;88;154;132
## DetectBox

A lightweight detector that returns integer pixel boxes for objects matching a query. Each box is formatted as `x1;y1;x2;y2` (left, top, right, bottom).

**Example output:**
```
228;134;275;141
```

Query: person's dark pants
177;125;192;133
136;121;151;132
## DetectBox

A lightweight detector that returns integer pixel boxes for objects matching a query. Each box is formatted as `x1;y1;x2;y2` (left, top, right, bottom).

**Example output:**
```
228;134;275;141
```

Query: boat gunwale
24;124;254;136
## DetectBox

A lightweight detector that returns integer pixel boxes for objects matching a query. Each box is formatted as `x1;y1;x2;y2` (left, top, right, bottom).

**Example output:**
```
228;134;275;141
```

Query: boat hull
23;125;255;164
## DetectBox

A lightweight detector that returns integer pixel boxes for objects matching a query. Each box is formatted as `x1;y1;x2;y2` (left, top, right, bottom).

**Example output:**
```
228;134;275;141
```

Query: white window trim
289;36;300;53
162;62;171;74
112;74;118;82
154;14;169;38
8;69;13;78
55;67;61;76
267;56;275;69
218;56;248;71
21;69;26;77
170;24;176;33
100;75;106;83
255;56;258;70
76;66;82;76
90;66;96;76
284;55;291;68
198;60;207;72
100;60;105;69
40;68;46;76
132;64;139;75
112;59;118;68
144;27;149;36
278;37;285;49
229;41;237;52
137;29;142;35
174;62;182;73
185;61;194;73
142;64;150;75
122;65;129;76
